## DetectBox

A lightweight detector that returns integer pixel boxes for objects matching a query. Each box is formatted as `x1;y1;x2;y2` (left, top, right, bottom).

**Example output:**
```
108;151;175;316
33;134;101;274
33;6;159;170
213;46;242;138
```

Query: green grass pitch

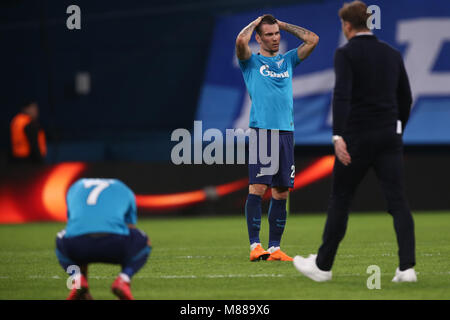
1;212;449;300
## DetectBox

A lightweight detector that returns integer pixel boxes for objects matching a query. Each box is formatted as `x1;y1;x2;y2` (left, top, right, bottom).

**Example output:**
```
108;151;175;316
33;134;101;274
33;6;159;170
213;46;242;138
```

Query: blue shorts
55;228;150;270
248;128;295;188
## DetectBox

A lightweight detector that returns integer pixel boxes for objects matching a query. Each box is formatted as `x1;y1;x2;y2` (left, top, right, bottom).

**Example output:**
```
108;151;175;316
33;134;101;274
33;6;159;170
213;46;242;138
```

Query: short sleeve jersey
65;178;137;237
239;49;301;131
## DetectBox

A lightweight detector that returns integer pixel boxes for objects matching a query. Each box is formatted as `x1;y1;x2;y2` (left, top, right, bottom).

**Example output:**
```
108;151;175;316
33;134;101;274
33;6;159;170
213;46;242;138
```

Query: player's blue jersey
65;178;137;238
239;49;301;131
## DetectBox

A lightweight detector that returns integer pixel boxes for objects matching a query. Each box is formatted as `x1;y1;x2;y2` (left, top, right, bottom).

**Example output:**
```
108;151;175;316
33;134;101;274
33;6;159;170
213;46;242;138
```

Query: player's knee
133;228;151;248
272;187;289;200
249;184;268;197
141;232;151;247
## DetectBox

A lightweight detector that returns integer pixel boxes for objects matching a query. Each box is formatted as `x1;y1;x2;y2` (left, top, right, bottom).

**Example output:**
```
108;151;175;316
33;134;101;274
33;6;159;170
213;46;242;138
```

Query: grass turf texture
0;212;449;300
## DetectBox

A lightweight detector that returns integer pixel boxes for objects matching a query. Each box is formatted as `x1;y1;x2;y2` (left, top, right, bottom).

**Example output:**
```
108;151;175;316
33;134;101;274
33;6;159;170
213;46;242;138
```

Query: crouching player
55;178;151;300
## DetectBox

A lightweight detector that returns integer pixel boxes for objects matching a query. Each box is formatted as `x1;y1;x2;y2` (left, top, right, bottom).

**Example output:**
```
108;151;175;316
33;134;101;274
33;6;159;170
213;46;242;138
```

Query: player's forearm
236;20;258;44
278;21;319;45
236;17;262;60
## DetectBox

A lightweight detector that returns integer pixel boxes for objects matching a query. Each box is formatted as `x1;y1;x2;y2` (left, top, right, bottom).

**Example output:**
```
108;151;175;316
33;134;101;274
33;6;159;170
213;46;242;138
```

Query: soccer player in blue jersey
55;178;151;300
236;14;319;261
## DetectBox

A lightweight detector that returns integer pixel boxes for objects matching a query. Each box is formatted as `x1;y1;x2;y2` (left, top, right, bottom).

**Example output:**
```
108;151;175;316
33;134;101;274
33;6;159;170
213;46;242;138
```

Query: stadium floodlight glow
0;156;335;222
42;162;87;221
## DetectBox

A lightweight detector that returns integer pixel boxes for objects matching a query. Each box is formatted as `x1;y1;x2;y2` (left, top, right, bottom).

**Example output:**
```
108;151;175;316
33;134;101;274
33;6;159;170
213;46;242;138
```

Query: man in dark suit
293;0;417;282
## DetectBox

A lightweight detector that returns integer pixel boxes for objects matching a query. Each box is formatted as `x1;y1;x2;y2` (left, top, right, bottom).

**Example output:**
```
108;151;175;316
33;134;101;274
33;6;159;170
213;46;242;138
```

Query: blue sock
122;246;152;278
245;194;262;245
268;198;287;248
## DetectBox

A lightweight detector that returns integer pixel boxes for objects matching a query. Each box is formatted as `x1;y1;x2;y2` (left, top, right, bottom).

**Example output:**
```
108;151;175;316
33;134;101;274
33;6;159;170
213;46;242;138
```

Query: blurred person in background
9;100;47;164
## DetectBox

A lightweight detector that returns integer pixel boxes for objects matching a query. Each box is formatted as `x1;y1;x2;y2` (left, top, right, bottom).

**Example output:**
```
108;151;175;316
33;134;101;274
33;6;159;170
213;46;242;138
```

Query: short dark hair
255;14;278;35
338;1;371;30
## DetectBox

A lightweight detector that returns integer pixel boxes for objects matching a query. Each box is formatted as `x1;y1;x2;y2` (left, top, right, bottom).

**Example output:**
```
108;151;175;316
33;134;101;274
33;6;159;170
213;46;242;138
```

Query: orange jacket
10;113;47;159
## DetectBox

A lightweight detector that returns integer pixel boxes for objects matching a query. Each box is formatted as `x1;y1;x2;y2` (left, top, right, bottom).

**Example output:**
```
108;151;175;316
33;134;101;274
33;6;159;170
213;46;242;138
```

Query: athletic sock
119;273;131;283
245;194;262;245
268;198;287;248
267;246;280;253
122;245;152;279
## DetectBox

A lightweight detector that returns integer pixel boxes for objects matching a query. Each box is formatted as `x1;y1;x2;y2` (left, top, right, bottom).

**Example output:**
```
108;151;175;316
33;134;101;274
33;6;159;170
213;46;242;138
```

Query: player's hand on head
276;19;286;29
254;16;263;25
334;139;351;166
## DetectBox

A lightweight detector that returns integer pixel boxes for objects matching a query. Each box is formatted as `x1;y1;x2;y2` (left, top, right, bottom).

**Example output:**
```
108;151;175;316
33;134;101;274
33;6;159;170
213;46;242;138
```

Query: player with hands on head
236;14;319;262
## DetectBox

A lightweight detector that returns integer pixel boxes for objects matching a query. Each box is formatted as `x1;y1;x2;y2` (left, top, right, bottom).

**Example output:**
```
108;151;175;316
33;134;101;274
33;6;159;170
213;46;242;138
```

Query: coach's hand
334;138;351;166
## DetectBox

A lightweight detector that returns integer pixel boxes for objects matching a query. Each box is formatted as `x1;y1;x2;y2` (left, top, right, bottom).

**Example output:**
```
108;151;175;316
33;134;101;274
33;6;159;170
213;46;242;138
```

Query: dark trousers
56;228;151;278
316;126;416;271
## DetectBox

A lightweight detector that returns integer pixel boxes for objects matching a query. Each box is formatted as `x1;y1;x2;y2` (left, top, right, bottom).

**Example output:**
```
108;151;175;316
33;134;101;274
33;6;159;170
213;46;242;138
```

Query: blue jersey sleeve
238;55;252;68
238;54;256;80
285;48;301;68
124;188;137;225
65;180;81;220
66;188;71;220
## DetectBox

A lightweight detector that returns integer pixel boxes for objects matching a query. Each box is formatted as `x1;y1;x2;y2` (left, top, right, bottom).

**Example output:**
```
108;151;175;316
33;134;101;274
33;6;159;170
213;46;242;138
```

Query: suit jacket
332;34;412;136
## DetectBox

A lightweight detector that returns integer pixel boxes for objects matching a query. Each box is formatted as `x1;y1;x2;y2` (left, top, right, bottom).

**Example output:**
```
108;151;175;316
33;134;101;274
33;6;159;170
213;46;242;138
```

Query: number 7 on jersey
83;179;111;205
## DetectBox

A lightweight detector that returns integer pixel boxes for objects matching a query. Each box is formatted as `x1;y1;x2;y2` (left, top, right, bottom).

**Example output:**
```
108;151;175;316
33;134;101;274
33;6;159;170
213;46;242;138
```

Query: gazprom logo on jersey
259;64;290;78
170;121;279;176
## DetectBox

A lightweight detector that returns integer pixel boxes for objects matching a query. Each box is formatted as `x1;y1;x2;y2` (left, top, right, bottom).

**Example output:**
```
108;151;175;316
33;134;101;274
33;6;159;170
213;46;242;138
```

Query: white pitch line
174;256;214;259
2;271;448;281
